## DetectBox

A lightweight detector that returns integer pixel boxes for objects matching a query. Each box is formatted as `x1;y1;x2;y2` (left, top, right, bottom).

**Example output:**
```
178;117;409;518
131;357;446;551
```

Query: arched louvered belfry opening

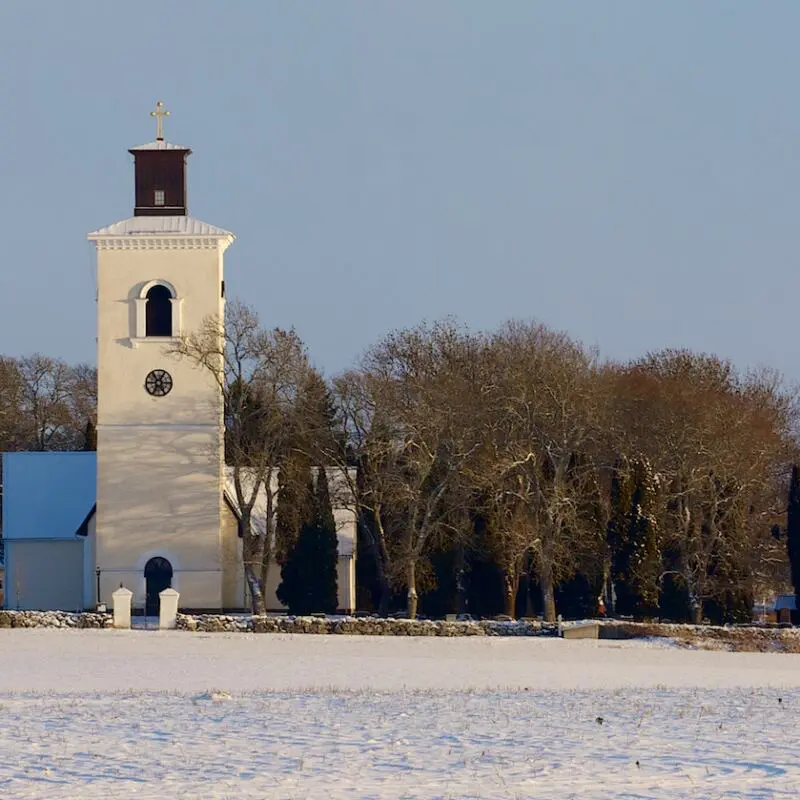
145;284;172;336
144;556;173;615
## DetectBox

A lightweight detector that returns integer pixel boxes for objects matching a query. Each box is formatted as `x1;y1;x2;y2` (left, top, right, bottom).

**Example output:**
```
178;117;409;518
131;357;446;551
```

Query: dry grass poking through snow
0;688;799;798
3;631;800;798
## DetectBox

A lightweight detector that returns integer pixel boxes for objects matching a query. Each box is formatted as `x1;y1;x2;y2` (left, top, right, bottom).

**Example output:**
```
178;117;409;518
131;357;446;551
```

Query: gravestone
112;586;133;629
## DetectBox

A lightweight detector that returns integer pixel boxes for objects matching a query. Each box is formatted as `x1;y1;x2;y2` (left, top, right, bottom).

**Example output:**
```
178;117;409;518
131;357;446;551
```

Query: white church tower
88;103;234;613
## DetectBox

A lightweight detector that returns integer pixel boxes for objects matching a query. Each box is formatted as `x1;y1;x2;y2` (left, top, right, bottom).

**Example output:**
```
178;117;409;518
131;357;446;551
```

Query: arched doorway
144;557;173;615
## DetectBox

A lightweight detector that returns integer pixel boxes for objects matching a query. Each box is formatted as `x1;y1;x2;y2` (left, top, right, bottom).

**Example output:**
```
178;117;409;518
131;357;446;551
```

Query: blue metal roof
2;452;96;541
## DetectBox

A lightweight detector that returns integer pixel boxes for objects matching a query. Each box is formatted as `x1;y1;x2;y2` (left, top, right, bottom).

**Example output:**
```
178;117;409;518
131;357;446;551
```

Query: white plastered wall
92;233;229;610
5;540;85;611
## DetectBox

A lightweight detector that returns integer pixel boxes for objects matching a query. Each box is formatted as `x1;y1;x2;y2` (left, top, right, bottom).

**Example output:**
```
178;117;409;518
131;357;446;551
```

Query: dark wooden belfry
130;146;191;216
130;102;191;217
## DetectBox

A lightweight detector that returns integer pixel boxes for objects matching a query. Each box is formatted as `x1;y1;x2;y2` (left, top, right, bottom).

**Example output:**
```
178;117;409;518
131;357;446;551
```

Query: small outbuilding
774;594;796;624
2;452;96;611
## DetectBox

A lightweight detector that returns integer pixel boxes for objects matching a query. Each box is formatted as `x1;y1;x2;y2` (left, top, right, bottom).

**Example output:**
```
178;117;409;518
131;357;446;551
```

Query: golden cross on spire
150;100;171;141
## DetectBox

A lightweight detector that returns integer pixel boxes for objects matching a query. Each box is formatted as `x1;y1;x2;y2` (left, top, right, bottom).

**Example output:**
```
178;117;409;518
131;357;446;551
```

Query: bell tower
131;103;190;217
88;102;235;611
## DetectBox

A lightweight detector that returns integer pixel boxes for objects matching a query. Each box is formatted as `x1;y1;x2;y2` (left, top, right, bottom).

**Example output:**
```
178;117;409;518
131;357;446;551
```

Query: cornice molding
91;236;233;252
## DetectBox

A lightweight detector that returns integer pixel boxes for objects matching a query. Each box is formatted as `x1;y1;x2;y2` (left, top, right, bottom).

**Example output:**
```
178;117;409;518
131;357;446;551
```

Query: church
1;104;357;615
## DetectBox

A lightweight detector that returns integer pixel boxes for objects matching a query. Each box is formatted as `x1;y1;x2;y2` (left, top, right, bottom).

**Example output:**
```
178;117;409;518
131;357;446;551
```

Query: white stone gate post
112;586;133;629
159;588;179;630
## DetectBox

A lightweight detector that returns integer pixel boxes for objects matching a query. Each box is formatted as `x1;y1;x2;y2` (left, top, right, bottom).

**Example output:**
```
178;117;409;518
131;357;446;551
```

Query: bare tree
0;357;24;451
475;322;605;622
69;363;98;437
170;300;309;614
0;355;96;452
357;321;486;618
479;481;537;618
608;351;796;622
15;355;93;451
329;369;397;614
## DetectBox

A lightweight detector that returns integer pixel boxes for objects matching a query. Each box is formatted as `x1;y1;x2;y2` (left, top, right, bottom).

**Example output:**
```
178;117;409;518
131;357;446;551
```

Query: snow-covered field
2;631;800;798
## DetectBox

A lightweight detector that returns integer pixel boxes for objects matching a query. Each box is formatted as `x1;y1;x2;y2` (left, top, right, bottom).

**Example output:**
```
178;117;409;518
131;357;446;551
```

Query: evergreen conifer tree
277;474;316;614
274;453;310;566
312;466;339;612
277;468;339;614
608;461;660;619
787;464;800;614
295;370;344;462
625;468;660;619
83;420;97;451
608;466;634;615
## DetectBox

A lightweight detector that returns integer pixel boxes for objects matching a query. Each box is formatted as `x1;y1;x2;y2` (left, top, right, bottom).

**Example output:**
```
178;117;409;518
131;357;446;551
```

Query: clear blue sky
1;1;798;380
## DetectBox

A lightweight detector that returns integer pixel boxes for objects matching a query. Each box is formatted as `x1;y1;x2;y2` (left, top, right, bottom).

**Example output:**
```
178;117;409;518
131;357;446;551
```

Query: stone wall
0;610;112;629
3;611;798;652
593;619;800;652
176;614;559;637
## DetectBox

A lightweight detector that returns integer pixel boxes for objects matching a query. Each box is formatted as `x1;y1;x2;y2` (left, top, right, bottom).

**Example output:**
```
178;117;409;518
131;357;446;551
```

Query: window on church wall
154;189;165;206
145;285;172;337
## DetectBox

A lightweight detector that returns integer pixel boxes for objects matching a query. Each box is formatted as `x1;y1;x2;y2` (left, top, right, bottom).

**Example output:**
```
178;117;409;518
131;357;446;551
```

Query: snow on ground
1;631;800;798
